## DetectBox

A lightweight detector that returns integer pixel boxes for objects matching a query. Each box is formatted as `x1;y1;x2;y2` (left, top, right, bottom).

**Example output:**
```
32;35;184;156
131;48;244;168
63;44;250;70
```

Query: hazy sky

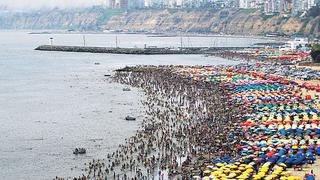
0;0;105;10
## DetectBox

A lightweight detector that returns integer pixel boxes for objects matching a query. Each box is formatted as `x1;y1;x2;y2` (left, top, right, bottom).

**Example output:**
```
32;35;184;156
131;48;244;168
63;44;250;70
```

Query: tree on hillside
311;44;320;63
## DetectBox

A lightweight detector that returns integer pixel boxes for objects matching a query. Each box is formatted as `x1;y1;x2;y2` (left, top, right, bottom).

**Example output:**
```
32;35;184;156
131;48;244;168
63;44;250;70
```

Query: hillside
0;7;123;30
0;7;319;37
105;9;320;37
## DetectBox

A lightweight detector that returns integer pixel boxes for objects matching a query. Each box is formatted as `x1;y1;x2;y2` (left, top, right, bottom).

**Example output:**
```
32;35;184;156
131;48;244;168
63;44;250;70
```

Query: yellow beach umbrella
245;165;253;169
287;176;300;180
202;176;210;180
279;163;287;167
230;164;238;169
265;176;273;180
211;167;219;171
227;172;237;178
220;174;227;178
216;163;224;167
211;171;220;176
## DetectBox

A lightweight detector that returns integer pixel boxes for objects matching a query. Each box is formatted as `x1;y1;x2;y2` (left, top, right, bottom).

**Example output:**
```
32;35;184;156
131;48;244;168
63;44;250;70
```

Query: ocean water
0;31;270;180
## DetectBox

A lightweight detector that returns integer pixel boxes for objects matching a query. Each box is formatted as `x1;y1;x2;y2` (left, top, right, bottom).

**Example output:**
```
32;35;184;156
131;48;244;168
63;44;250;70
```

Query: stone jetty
35;45;261;55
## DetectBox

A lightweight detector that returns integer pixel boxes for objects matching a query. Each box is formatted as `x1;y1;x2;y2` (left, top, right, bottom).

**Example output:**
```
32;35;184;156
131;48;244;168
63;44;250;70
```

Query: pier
35;45;262;55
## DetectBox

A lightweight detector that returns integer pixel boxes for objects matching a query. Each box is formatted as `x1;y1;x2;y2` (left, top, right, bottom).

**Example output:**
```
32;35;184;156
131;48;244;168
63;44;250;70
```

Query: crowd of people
211;50;311;65
233;63;320;81
60;61;320;180
175;65;320;179
56;65;244;180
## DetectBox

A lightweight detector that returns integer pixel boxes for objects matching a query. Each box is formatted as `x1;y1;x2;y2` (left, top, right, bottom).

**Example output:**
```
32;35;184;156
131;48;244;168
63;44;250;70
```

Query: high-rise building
119;0;128;8
106;0;114;8
128;0;145;8
144;0;164;8
291;0;316;13
176;0;183;7
239;0;249;8
167;0;177;8
106;0;121;8
239;0;262;8
264;0;283;14
144;0;151;7
307;0;316;9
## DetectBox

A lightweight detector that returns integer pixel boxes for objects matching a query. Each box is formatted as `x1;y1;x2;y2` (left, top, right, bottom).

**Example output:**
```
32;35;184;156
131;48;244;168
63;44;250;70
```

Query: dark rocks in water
123;87;131;91
125;116;136;121
115;66;145;73
94;62;100;65
115;66;132;72
73;148;86;155
104;74;111;77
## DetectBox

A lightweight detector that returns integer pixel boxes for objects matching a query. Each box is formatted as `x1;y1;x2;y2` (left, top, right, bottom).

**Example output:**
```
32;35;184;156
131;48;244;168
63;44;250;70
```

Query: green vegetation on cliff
311;45;320;63
313;44;320;51
97;8;124;25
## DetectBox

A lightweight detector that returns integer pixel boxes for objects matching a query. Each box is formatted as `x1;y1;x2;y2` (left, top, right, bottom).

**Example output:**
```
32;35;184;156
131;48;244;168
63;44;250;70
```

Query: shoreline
42;37;318;180
63;62;320;180
21;29;284;41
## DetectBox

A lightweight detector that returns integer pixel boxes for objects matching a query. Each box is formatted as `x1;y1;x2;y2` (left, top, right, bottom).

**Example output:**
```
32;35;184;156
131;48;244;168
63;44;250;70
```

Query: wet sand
58;65;242;180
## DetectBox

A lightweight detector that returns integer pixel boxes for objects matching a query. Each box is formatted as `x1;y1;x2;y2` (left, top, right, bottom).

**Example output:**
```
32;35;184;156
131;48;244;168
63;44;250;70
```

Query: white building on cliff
239;0;262;8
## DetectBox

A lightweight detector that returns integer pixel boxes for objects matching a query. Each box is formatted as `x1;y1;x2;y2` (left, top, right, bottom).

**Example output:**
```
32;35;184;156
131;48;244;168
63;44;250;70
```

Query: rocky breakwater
35;45;144;54
35;45;262;55
35;45;206;54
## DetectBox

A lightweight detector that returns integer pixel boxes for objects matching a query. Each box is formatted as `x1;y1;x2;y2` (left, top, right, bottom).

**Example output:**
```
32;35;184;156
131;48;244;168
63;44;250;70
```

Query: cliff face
0;7;123;30
0;8;319;37
0;10;102;30
105;9;320;36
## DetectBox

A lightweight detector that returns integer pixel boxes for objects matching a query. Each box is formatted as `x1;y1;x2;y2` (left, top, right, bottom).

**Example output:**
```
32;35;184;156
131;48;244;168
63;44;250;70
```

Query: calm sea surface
0;31;271;180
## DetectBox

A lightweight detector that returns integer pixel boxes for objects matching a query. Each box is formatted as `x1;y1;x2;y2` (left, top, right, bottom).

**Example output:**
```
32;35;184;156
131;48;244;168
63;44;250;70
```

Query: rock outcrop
105;9;320;36
0;7;123;30
0;10;101;30
0;8;319;37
